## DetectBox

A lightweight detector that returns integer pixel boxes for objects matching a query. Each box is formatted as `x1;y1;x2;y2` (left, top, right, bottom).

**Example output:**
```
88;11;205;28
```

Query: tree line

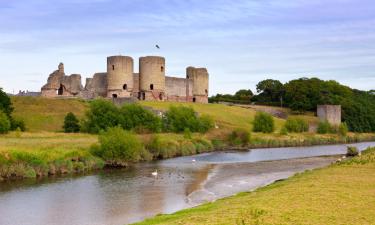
209;78;375;132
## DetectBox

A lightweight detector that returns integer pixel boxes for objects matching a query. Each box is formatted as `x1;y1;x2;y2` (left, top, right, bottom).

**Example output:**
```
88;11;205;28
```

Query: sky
0;0;374;95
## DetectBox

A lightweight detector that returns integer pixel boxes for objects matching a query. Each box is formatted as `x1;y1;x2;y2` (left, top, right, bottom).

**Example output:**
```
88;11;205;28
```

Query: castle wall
81;73;107;98
317;105;341;126
133;73;140;94
165;76;193;102
107;56;134;98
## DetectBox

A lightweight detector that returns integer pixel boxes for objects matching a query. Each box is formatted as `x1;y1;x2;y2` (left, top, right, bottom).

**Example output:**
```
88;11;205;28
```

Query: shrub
163;106;214;133
284;118;309;133
10;117;26;131
92;127;145;164
63;112;80;133
228;129;251;146
280;126;288;135
0;110;11;134
346;146;359;157
317;120;332;134
198;114;215;133
338;123;348;136
119;104;162;133
82;100;162;134
82;99;120;133
252;112;275;133
211;139;226;150
146;135;179;159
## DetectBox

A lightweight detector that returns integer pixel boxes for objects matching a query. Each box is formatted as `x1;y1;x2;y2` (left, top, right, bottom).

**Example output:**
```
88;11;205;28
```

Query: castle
41;55;209;103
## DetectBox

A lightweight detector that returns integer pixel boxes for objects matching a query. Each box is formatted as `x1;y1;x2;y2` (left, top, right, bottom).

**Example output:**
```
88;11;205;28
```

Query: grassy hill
11;97;289;133
11;96;88;132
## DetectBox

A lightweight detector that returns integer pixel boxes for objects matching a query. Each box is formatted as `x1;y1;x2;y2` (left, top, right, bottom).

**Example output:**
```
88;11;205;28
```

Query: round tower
139;56;165;100
186;67;209;103
107;55;134;98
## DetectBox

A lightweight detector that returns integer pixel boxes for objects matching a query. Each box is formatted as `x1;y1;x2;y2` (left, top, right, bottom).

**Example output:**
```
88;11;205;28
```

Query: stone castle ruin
317;105;341;125
41;55;209;103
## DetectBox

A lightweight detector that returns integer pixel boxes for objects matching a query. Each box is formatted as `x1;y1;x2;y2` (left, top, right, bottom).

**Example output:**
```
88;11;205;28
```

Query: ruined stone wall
317;105;341;126
81;73;107;99
107;56;134;98
139;56;165;100
165;76;193;102
41;63;83;97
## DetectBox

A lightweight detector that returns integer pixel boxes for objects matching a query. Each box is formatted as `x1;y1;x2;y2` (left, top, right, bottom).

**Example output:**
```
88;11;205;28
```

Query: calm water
0;142;374;225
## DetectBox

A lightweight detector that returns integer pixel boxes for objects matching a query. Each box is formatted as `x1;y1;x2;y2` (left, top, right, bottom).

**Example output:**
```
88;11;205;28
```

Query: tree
63;112;80;133
234;89;253;102
0;110;11;134
81;99;120;133
255;79;284;103
0;88;13;118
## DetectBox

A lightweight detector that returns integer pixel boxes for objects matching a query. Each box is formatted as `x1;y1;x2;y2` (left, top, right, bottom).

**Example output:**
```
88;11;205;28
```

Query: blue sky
0;0;374;95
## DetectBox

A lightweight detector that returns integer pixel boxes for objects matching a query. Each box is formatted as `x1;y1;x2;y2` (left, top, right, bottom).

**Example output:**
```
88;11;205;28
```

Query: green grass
11;96;88;132
0;132;102;179
134;147;375;225
140;101;285;132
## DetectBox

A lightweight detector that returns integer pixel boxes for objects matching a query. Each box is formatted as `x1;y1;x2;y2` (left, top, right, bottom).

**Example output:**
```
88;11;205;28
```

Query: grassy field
135;147;375;225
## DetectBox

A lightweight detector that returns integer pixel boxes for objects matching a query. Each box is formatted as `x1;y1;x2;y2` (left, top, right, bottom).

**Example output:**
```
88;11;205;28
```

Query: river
0;142;374;225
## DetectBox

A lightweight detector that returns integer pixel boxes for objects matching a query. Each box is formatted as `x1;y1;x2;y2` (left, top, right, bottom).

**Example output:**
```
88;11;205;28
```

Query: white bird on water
151;170;158;176
192;159;196;162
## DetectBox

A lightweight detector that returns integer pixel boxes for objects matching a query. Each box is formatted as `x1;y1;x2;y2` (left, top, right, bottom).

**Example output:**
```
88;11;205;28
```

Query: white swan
151;170;158;176
192;159;196;162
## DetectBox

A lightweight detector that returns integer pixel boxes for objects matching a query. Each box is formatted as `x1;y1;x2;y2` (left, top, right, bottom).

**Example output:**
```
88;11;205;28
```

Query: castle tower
107;55;134;98
139;56;165;100
186;67;209;103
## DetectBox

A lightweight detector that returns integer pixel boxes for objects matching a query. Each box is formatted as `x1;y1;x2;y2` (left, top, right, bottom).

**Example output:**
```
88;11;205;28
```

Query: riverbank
134;147;375;225
1;132;375;181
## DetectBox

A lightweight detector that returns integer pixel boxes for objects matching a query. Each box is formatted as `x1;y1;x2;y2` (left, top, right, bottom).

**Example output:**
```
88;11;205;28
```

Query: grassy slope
141;101;285;131
135;148;375;225
11;96;88;132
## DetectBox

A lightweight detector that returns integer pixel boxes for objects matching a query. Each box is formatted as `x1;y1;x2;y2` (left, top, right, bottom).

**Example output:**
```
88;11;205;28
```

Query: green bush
10;117;26;131
119;104;162;133
346;146;359;157
228;129;251;146
252;112;275;133
338;123;348;136
82;100;162;134
317;120;332;134
146;135;179;159
82;99;120;133
0;110;11;134
284;118;309;133
92;127;145;164
63;112;80;133
163;106;214;133
279;126;288;135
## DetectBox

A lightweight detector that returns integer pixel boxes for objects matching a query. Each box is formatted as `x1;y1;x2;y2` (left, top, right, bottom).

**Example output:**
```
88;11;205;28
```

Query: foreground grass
0;132;102;179
135;147;375;225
